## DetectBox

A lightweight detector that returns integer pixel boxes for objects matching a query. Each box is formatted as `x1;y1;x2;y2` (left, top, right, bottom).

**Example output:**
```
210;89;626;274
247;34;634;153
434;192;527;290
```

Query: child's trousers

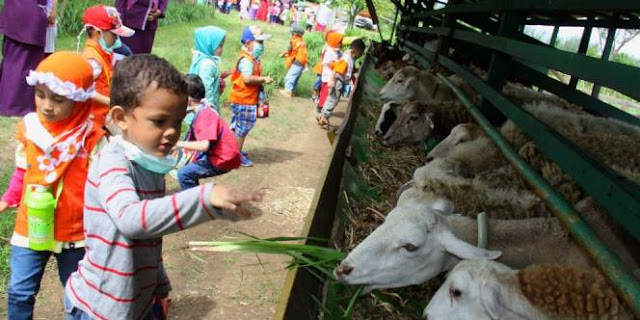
178;157;228;190
8;246;85;320
321;80;344;118
284;63;304;93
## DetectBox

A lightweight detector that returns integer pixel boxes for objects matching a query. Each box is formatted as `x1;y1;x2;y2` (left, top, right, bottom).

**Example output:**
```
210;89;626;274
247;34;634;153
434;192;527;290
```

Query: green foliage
262;58;287;95
56;0;103;36
159;2;213;26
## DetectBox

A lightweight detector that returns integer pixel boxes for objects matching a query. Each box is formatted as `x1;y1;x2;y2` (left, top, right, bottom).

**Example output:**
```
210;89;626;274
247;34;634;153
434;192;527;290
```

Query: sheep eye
409;114;420;122
402;243;419;252
450;287;462;298
397;78;404;84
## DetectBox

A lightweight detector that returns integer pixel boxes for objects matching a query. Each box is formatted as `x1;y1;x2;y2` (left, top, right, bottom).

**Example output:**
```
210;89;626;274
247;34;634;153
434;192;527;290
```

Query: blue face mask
99;33;123;53
115;136;180;174
252;43;264;58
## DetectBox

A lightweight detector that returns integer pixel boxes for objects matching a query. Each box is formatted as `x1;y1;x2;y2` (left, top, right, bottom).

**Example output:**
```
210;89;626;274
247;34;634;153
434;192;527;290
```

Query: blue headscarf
188;26;227;75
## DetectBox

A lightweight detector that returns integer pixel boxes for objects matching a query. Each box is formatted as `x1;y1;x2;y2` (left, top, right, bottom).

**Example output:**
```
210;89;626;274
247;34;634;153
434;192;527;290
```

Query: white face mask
114;136;180;174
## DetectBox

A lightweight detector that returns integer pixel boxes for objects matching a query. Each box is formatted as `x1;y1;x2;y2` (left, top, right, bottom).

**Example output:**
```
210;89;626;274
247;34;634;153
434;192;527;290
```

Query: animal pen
273;0;640;318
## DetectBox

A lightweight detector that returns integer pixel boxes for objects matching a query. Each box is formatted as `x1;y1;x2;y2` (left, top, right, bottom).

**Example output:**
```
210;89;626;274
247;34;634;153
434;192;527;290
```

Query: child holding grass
189;26;232;112
0;52;106;319
64;54;263;319
177;74;241;190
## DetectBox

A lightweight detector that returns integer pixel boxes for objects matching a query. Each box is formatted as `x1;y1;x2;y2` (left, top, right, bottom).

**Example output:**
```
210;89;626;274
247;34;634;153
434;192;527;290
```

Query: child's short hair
111;54;187;111
184;74;206;101
350;39;366;53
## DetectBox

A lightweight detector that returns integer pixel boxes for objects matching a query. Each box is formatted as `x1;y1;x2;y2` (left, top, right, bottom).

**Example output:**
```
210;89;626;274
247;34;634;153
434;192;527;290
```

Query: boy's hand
0;201;9;213
263;76;273;84
209;185;263;211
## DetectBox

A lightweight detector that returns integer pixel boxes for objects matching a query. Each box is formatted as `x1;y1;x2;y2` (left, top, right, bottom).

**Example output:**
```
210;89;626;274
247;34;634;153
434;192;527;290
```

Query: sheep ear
439;231;502;260
480;283;504;320
424;114;435;129
480;283;533;320
430;198;453;214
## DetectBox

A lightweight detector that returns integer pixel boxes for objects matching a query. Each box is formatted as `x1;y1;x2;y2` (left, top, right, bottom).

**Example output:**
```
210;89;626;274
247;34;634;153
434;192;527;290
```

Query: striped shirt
65;138;222;320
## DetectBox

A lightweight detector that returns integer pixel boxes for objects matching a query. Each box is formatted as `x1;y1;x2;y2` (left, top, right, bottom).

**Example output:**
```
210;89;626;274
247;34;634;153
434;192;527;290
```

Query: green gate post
591;28;617;98
569;23;593;88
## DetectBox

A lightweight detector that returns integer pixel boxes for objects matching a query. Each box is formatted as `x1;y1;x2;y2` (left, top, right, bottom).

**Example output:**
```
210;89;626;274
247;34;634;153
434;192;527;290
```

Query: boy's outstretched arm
95;157;261;239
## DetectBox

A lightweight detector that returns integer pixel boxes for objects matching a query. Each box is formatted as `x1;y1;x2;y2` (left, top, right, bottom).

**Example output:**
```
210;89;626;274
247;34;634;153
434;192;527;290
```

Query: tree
332;0;366;30
596;29;640;61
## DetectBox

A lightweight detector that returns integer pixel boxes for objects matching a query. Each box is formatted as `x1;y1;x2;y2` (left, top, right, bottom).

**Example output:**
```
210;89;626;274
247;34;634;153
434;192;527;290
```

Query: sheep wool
517;265;631;319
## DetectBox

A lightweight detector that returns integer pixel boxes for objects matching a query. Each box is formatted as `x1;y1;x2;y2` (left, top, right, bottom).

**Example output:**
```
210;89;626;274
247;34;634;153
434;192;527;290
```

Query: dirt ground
0;93;346;319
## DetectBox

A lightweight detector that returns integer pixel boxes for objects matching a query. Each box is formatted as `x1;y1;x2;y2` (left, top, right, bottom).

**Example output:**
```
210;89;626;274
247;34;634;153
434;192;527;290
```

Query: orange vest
81;39;113;127
14;122;102;242
228;51;262;105
285;35;308;69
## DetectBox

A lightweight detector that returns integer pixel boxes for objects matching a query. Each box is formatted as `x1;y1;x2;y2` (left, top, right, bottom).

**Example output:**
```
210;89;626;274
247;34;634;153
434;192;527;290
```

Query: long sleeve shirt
65;138;226;319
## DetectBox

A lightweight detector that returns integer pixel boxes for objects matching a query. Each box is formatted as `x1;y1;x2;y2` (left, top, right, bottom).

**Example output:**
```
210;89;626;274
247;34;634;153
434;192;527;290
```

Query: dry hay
335;69;441;319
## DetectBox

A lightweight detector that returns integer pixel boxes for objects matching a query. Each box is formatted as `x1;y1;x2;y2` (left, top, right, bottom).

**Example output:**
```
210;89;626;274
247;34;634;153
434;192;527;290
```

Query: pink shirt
189;105;241;171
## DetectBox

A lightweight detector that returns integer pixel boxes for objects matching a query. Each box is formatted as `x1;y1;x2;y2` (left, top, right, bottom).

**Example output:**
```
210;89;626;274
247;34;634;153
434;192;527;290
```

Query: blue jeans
284;63;304;93
8;245;85;320
178;157;228;190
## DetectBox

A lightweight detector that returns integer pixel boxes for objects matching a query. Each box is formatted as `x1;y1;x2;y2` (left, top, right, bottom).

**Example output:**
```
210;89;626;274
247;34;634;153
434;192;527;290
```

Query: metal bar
549;25;560;46
481;12;523;124
511;60;640;126
389;4;401;44
592;28;617;98
524;18;640;29
451;29;640;101
438;54;640;239
407;0;640;20
569;25;593;88
437;71;640;318
365;0;385;42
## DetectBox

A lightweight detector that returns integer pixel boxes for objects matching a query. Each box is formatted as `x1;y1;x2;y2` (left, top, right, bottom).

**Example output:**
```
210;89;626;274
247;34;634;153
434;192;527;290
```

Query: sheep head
423;260;540;320
379;66;425;102
375;101;401;136
334;192;501;293
383;101;439;146
427;123;485;161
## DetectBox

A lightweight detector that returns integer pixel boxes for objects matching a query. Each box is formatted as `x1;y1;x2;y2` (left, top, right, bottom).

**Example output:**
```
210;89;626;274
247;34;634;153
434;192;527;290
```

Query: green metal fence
388;0;640;316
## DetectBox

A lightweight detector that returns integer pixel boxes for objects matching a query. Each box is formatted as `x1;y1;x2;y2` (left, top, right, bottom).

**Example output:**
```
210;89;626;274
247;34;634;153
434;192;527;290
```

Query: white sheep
334;190;638;292
379;66;459;103
427;102;640;204
382;100;475;146
423;259;633;320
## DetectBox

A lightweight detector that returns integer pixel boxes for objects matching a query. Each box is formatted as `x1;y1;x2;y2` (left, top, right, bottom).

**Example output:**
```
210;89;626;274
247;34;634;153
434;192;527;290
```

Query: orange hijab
22;51;103;185
325;31;344;49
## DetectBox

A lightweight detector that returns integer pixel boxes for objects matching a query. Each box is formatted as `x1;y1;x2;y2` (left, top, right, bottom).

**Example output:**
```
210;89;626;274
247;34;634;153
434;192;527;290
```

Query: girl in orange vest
279;25;308;97
0;52;105;319
228;26;273;167
80;5;135;132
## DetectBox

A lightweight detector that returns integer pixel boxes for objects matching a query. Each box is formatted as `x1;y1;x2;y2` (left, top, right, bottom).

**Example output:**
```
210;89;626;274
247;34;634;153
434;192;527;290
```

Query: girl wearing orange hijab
0;51;105;319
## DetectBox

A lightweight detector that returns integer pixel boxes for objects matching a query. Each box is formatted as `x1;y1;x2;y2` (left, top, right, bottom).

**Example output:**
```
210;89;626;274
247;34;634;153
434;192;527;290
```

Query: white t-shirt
321;48;340;83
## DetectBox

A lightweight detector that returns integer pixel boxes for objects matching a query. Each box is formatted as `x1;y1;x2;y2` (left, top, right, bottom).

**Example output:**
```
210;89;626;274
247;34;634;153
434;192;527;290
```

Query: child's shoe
279;89;293;98
240;154;254;167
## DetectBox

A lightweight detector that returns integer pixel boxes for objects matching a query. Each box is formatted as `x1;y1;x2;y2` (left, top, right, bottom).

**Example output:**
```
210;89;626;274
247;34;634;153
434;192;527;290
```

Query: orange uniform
229;51;263;105
81;38;113;126
284;34;308;69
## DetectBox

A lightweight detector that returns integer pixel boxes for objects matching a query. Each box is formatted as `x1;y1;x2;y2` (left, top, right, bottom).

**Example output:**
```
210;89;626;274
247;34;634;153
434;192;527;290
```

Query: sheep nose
375;129;383;136
425;156;435;163
335;263;354;276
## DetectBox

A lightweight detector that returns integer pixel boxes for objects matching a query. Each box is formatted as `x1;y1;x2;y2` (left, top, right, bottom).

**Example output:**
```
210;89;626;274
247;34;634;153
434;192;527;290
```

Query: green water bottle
26;185;56;251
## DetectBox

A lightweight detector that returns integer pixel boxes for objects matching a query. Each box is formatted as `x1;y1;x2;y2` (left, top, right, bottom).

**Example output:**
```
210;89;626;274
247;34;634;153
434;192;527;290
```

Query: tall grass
55;1;213;36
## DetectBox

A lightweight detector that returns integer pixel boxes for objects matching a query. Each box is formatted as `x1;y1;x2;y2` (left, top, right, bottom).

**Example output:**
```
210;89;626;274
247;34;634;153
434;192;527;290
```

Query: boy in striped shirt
64;54;263;320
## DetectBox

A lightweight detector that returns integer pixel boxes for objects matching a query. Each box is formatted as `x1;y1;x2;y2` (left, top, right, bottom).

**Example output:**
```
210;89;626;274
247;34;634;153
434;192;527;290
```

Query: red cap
82;5;134;37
